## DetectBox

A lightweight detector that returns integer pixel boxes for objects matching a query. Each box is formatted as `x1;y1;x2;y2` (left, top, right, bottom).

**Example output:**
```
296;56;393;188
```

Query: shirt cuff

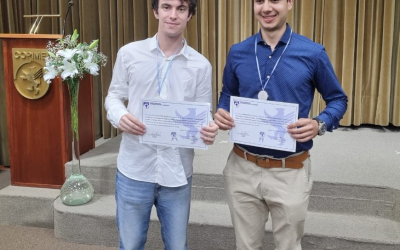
316;113;338;132
109;109;129;129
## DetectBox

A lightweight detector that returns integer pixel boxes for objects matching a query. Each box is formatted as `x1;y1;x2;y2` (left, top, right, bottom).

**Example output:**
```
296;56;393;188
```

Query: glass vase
60;77;94;206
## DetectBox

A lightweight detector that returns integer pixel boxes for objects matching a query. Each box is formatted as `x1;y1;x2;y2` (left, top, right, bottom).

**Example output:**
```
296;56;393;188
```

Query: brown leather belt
233;144;308;169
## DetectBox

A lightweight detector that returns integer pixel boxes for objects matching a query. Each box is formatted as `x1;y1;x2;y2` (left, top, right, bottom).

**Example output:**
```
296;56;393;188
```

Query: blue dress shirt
217;24;348;158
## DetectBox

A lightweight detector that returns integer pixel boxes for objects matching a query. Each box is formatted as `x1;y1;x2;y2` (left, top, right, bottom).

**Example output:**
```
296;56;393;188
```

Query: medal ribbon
156;36;183;95
255;30;293;93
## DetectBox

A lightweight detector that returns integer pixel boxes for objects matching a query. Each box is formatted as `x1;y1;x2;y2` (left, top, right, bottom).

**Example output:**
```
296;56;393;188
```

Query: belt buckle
255;157;269;168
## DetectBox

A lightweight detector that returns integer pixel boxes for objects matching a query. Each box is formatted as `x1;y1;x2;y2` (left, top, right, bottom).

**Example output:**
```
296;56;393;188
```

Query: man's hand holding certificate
230;97;299;152
140;99;210;149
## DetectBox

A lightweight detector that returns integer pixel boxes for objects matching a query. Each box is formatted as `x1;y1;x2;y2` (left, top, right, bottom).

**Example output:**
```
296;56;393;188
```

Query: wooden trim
0;165;10;170
0;34;62;39
12;182;61;189
3;38;16;186
24;15;60;18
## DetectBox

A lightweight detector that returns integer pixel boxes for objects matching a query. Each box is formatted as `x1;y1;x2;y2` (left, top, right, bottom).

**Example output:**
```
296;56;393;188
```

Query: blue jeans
115;170;192;250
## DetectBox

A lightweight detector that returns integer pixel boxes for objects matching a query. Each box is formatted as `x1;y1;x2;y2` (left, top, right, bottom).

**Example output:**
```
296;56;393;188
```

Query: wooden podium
0;34;95;188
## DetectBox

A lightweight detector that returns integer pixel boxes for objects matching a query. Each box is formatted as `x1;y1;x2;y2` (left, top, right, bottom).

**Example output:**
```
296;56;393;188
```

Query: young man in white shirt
104;0;218;249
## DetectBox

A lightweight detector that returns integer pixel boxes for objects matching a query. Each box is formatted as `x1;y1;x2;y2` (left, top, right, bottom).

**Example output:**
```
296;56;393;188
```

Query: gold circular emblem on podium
14;61;49;99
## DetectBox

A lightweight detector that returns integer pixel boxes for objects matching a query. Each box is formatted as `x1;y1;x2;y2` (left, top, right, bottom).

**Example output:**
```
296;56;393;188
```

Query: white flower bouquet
43;29;107;83
43;29;107;141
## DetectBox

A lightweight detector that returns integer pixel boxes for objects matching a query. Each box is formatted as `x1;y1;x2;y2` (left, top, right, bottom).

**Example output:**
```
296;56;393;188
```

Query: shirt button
269;56;272;59
266;75;270;79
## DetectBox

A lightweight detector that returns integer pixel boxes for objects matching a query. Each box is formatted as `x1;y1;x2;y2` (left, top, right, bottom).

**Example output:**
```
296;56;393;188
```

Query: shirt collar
150;34;190;59
256;23;292;45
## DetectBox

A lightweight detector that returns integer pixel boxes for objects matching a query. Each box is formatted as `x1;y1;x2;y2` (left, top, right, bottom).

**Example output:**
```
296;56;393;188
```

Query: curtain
0;0;399;165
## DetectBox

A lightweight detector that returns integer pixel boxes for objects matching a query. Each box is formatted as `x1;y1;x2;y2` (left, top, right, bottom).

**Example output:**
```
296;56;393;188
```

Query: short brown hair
151;0;197;16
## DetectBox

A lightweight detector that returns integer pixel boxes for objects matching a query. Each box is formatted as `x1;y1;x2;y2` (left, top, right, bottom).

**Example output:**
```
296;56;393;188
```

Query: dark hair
151;0;197;16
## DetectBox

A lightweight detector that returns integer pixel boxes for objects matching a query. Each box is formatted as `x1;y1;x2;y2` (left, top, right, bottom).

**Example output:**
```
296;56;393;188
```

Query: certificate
230;96;298;152
140;99;210;149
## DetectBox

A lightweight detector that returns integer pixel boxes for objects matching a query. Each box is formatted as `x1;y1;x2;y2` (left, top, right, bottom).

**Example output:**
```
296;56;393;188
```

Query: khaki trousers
223;149;313;250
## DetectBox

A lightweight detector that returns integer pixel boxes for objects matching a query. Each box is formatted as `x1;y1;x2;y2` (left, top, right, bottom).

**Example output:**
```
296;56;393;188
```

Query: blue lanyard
156;37;183;95
255;30;292;91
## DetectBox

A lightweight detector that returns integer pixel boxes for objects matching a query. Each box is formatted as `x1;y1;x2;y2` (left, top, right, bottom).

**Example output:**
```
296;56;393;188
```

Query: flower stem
67;78;79;141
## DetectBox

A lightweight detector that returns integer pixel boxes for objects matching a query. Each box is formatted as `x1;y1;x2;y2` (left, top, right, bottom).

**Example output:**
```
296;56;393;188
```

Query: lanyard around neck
156;36;183;95
255;30;293;92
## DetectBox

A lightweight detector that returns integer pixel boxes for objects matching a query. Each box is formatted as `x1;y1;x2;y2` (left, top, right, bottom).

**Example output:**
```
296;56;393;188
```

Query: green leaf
89;40;99;49
71;29;79;42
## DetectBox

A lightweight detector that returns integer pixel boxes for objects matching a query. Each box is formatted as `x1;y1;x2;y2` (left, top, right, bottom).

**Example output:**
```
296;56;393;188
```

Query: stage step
0;185;59;228
53;194;400;250
191;174;400;222
71;135;400;222
1;127;399;249
56;129;400;249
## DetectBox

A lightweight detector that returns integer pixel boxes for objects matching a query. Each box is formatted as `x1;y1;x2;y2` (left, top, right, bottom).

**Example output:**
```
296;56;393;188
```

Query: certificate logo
259;132;265;142
234;100;240;108
143;102;150;109
262;108;295;146
175;108;206;144
171;132;178;141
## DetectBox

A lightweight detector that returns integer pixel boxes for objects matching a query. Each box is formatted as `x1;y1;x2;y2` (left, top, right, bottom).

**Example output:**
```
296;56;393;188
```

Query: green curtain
1;0;399;166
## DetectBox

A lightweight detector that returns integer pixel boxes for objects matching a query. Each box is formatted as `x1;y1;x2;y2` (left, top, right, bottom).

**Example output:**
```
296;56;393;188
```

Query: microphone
62;1;74;36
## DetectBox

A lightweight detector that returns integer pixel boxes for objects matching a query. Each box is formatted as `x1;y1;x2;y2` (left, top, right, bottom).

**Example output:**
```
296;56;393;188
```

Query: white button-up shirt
105;35;212;187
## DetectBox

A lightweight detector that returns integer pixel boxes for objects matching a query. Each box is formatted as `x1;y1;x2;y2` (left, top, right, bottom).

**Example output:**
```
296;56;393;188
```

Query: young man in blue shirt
214;0;347;249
